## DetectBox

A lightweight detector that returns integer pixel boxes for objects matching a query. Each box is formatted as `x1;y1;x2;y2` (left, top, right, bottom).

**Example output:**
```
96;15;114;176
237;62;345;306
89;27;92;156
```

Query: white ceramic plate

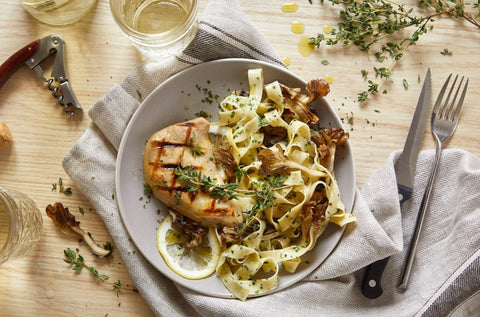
116;58;355;298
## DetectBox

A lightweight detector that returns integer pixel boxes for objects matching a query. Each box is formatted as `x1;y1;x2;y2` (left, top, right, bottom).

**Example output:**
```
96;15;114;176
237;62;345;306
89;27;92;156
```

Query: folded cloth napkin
63;0;480;316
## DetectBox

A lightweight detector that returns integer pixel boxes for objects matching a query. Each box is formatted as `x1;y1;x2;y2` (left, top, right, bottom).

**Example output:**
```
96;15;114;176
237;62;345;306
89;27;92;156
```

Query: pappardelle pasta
213;69;355;299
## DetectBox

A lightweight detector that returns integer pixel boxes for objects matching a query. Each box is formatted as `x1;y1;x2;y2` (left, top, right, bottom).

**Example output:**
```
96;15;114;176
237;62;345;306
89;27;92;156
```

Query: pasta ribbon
212;69;355;300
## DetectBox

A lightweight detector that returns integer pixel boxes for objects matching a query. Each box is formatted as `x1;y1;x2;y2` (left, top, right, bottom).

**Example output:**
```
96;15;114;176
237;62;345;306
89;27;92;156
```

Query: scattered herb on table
51;177;73;195
63;248;138;296
307;0;480;102
441;48;453;55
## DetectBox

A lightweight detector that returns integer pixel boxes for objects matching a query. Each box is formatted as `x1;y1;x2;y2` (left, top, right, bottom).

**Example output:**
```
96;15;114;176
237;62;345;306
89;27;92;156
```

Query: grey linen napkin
63;0;480;316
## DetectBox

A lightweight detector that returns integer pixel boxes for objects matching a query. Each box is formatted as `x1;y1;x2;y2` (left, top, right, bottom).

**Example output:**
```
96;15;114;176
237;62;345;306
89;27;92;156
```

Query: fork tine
441;74;458;119
433;73;452;116
446;75;464;120
452;77;469;122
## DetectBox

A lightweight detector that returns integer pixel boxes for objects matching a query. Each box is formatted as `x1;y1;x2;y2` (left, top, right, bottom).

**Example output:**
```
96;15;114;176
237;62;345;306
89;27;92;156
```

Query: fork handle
398;143;443;289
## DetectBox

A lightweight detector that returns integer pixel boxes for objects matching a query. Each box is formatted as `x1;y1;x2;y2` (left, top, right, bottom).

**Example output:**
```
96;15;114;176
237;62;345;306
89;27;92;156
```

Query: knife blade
361;68;432;299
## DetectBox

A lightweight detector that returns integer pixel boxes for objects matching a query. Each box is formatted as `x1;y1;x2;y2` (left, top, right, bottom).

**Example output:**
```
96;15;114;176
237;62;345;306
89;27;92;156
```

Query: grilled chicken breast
143;117;243;227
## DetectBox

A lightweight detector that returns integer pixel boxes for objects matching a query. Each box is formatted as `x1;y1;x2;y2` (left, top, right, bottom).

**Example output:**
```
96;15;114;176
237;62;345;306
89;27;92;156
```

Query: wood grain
0;0;479;315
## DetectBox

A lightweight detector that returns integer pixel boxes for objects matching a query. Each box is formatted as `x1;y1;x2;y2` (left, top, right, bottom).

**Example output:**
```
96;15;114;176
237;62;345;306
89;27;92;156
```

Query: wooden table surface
0;0;479;316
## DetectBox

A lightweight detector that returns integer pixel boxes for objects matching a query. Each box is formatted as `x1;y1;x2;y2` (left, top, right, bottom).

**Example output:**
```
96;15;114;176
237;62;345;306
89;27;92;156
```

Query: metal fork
398;74;469;290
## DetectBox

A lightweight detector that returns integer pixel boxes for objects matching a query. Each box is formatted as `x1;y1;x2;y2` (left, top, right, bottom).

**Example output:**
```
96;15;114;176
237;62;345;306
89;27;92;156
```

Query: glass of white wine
18;0;97;25
0;187;43;265
109;0;199;59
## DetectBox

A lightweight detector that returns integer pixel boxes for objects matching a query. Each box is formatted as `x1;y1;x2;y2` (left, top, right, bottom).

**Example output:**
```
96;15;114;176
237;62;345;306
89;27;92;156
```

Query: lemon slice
209;123;241;162
157;215;221;280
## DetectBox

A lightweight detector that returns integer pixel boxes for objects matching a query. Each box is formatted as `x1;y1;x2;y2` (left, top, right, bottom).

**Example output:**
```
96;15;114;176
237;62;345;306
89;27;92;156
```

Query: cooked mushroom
259;126;288;147
278;79;330;127
46;202;111;257
257;145;325;177
169;211;208;248
311;127;349;171
306;79;330;104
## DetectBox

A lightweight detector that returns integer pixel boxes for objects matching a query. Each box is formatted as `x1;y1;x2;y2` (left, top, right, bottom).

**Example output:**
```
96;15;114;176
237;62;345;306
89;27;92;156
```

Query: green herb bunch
308;0;480;101
174;167;240;200
173;166;289;235
237;174;288;235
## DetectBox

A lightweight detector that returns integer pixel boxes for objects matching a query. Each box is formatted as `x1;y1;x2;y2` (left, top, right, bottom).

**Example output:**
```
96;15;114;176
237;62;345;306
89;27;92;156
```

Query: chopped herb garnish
63;248;137;295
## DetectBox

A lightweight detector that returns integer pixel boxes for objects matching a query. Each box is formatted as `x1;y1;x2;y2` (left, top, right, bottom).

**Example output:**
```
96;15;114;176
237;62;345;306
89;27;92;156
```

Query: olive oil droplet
324;74;334;84
282;57;291;67
291;21;305;34
297;36;314;57
281;2;299;13
323;25;333;34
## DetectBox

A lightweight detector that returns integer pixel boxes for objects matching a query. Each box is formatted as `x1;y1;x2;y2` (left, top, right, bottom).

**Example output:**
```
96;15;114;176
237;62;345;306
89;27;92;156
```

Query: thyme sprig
64;248;138;296
173;166;289;235
174;166;240;200
237;175;288;235
308;0;480;101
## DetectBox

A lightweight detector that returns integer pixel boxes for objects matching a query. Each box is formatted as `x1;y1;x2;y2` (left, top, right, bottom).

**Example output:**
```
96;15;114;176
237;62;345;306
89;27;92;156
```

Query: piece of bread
0;121;13;149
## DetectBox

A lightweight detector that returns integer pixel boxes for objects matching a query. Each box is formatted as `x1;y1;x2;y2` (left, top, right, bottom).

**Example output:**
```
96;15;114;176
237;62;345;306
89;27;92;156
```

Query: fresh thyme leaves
63;248;138;296
195;110;211;118
173;166;290;235
235;165;247;182
62;187;73;195
52;177;73;194
307;0;480;101
441;48;453;55
187;134;205;157
174;167;239;201
237;175;288;235
103;241;114;254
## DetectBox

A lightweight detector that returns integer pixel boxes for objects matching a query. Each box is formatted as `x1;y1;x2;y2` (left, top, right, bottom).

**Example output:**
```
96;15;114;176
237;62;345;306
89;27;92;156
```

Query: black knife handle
397;184;412;206
361;184;411;299
361;257;390;299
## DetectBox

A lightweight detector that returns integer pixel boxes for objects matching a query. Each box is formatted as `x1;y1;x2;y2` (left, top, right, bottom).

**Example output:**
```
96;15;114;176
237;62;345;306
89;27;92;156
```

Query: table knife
361;68;432;299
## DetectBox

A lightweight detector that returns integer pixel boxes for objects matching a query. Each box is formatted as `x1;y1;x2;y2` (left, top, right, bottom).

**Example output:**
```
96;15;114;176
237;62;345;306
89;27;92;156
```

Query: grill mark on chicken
148;123;197;194
143;117;243;227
